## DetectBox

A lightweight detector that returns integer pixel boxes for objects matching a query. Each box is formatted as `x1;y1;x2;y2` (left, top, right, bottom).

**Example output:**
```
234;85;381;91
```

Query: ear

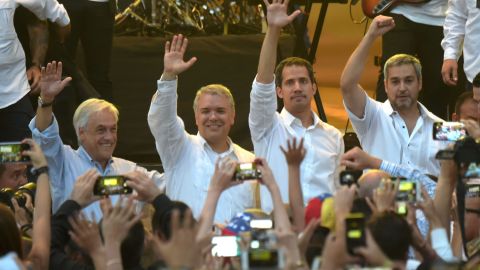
230;110;235;126
276;86;284;99
383;79;388;95
194;109;200;127
312;81;317;95
418;77;423;91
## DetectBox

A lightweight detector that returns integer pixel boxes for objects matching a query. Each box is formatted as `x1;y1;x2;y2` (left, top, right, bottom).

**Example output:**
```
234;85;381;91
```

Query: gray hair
73;98;119;142
193;84;235;113
383;54;422;81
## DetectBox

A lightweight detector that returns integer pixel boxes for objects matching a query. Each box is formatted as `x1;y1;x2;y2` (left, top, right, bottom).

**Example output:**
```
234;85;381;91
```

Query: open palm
264;0;301;28
39;61;72;100
163;34;197;76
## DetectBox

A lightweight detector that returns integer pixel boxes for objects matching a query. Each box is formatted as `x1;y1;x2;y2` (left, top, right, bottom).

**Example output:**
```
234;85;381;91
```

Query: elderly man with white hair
29;61;164;216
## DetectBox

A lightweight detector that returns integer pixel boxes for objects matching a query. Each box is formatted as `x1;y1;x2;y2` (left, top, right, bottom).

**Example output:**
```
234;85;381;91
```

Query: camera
0;142;30;163
234;162;262;181
0;182;36;211
433;122;467;142
339;170;362;186
93;176;132;196
345;212;366;255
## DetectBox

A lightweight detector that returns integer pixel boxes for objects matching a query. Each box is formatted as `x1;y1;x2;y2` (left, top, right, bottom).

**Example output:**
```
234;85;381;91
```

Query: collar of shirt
382;99;439;121
77;146;114;173
196;132;235;157
280;107;324;130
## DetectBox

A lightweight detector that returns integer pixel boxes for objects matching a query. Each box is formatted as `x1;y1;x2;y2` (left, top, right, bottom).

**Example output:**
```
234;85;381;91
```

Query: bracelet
106;258;122;267
38;96;54;108
32;166;49;177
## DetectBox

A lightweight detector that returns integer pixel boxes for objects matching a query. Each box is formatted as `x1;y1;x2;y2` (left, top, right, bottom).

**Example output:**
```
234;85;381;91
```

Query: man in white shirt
148;35;255;223
441;0;480;91
340;15;446;178
249;1;344;212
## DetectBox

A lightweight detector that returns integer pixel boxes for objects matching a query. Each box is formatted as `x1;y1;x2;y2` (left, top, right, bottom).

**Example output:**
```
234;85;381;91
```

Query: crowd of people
1;0;480;269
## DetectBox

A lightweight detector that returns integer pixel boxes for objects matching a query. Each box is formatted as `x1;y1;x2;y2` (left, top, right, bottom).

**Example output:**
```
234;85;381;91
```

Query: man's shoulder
318;121;342;137
232;144;255;160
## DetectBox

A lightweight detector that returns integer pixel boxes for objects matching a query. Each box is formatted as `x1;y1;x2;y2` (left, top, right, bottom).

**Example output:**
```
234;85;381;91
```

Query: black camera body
436;137;480;165
339;170;362;186
0;182;36;211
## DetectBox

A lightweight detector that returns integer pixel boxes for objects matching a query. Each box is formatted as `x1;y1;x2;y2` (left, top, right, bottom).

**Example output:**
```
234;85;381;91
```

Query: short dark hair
367;211;411;261
455;91;474;115
275;57;315;88
152;200;191;240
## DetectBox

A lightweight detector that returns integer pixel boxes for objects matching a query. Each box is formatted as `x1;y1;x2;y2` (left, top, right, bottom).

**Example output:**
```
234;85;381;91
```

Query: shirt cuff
29;115;60;140
156;78;177;94
443;48;459;61
56;13;70;26
430;228;456;262
252;76;276;96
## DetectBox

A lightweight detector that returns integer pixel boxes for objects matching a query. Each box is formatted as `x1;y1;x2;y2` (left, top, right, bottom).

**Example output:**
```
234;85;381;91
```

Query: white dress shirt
148;78;255;223
441;0;480;83
249;78;344;213
345;92;447;177
0;0;69;109
390;0;447;26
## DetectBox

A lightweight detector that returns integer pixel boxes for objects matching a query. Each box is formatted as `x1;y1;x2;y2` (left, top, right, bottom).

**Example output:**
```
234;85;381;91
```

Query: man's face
277;65;316;115
384;64;422;111
79;109;117;166
0;164;28;189
194;93;235;145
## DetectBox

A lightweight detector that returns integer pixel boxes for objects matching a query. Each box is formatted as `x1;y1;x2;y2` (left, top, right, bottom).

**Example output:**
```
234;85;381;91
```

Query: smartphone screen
94;176;132;196
433;122;466;141
396;180;420;203
0;142;30;163
211;236;239;257
345;212;365;255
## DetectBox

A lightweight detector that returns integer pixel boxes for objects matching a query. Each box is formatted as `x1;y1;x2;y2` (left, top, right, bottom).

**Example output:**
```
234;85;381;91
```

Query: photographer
0;139;52;270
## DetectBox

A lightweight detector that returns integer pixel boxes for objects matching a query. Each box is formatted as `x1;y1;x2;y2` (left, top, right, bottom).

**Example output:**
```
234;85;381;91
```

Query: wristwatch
38;96;54;108
32;166;49;177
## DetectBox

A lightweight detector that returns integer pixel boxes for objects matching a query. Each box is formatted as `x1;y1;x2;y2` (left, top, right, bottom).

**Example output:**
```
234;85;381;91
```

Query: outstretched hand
263;0;302;29
163;34;197;80
39;61;72;102
280;137;306;167
341;146;381;170
367;15;395;39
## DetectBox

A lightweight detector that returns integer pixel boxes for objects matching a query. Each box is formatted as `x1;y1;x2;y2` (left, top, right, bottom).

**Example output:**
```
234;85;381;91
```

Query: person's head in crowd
368;211;411;262
452;91;479;122
0;204;23;259
152;200;192;240
357;170;390;198
193;84;235;151
73;98;119;169
464;196;480;242
0;163;27;189
274;57;317;115
383;54;422;112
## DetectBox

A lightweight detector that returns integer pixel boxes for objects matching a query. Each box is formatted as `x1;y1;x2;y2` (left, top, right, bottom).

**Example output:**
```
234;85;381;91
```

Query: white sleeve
147;79;189;171
441;0;467;60
430;228;458;262
344;91;378;137
18;0;70;26
248;77;279;142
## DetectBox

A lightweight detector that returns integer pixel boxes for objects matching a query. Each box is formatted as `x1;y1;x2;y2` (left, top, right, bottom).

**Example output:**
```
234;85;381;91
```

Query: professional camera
436;136;480;164
0;182;36;211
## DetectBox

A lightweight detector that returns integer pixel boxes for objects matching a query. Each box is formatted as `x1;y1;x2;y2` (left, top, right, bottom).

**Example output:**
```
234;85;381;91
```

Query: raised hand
125;171;162;203
263;0;301;29
462;119;480;140
70;169;101;208
68;212;104;258
280;137;306;167
366;15;395;39
21;138;48;169
209;156;239;193
163;34;197;79
39;61;72;102
368;178;398;213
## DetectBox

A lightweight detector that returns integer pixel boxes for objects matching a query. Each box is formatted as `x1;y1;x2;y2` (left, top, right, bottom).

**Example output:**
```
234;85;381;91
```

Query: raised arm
340;15;395;118
147;35;197;169
35;61;72;131
280;138;306;232
22;139;51;270
26;16;49;95
256;0;300;83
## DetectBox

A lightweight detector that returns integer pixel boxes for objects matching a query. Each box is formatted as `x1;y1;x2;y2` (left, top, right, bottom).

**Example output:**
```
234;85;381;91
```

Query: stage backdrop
111;34;295;164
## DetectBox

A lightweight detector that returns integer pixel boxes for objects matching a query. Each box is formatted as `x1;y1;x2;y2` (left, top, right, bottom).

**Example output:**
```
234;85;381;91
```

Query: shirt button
402;126;405;129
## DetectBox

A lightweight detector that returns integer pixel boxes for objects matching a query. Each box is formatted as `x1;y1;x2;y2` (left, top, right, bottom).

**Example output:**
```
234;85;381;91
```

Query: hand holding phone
94;176;132;196
433;122;467;141
0;142;31;163
345;212;366;255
